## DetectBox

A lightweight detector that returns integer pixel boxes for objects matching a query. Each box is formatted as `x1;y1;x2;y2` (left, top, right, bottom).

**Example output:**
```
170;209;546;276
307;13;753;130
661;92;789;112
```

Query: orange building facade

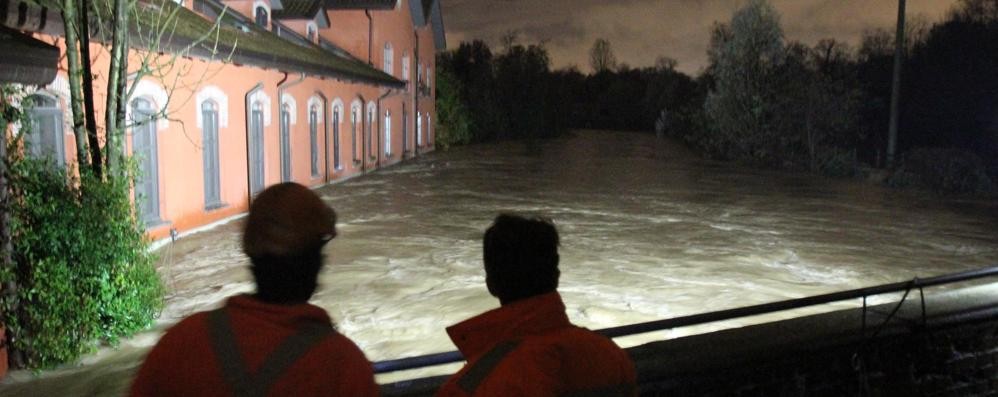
3;0;445;241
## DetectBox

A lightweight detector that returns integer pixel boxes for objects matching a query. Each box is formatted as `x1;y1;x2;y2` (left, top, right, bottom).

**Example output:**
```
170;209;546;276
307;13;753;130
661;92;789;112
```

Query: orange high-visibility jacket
437;292;637;397
129;295;378;397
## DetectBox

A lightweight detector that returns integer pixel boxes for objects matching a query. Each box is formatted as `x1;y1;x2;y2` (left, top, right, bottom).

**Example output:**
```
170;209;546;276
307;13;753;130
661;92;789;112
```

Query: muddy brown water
2;130;997;394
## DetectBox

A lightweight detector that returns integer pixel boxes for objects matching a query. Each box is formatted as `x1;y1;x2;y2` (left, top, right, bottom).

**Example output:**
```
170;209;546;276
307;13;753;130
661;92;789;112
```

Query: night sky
441;0;959;74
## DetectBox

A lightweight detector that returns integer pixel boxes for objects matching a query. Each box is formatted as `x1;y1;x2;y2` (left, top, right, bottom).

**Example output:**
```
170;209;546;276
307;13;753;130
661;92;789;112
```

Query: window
255;6;268;27
351;104;361;163
384;110;392;157
416;111;422;146
367;105;375;159
427;67;432;91
131;98;160;224
26;94;64;167
280;104;292;182
309;105;319;177
401;52;410;82
307;23;317;43
332;104;341;170
383;42;394;76
249;101;265;194
201;101;222;208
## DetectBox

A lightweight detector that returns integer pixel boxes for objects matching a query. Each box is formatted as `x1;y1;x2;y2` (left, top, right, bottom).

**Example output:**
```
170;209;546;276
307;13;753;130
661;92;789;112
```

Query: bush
1;153;162;369
886;147;995;195
434;68;473;149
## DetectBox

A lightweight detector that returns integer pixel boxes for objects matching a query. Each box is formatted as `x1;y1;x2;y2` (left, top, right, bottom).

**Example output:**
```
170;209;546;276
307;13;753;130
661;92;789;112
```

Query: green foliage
434;68;473;149
887;148;994;195
437;39;567;144
1;126;162;369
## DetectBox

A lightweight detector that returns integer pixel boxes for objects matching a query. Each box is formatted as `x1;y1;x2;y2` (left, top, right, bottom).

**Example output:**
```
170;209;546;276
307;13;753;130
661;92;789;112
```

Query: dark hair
483;214;560;305
249;246;324;304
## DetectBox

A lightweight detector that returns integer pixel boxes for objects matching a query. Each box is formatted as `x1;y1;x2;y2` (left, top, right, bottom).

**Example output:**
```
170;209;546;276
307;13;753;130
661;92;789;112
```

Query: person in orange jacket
130;182;378;397
437;214;637;397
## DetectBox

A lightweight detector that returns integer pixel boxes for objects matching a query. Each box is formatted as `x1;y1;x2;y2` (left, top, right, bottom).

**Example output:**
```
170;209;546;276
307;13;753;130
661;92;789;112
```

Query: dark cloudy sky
441;0;960;74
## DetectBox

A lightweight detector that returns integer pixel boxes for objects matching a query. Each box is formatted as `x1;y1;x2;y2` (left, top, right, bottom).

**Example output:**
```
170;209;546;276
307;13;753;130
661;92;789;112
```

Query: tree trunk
78;0;102;179
62;0;90;171
105;0;129;176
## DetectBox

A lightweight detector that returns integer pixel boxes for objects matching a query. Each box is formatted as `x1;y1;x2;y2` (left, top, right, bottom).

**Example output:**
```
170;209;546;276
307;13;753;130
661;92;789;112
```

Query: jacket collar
226;294;333;330
446;292;571;360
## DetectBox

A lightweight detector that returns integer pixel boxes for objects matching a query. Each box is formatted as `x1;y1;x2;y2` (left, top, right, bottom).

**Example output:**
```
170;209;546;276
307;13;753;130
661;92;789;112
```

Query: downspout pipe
316;92;329;184
244;82;264;204
365;9;373;65
413;29;420;156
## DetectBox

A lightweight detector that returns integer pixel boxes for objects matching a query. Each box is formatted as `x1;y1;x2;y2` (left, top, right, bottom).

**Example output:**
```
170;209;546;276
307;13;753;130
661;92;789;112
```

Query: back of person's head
243;182;337;304
483;214;560;305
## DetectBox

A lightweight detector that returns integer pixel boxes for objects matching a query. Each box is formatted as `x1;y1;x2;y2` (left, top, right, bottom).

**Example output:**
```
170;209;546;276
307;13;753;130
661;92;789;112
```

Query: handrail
373;265;998;374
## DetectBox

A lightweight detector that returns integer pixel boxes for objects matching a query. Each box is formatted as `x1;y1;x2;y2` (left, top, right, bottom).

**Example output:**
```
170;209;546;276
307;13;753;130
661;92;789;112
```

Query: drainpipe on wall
316;92;329;184
244;82;264;205
413;29;420;156
365;9;373;65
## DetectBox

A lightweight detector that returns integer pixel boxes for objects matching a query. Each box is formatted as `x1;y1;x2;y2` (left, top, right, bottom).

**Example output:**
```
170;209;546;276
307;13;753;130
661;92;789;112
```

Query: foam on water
3;131;997;394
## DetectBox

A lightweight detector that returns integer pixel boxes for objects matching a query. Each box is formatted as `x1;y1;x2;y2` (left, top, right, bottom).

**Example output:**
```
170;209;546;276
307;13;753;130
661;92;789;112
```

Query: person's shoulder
313;329;373;364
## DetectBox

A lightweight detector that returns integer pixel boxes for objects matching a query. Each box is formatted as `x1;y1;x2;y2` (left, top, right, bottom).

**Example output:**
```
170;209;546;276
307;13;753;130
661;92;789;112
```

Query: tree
434;68;473;149
1;0;229;369
703;0;785;162
589;38;617;74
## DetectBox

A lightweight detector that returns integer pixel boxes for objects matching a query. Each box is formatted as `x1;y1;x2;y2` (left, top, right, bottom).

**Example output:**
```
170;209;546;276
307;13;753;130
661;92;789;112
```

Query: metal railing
373;265;998;374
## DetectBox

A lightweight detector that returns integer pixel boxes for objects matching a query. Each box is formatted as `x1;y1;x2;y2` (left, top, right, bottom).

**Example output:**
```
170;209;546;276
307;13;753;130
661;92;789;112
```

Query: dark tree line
435;0;997;193
435;39;572;145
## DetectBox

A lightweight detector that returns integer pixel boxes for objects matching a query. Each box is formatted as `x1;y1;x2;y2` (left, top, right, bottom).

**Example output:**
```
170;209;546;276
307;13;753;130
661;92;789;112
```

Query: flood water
3;130;998;394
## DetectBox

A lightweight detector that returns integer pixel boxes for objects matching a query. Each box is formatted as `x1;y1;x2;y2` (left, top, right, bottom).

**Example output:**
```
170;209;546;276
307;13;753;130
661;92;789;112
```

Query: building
1;0;445;240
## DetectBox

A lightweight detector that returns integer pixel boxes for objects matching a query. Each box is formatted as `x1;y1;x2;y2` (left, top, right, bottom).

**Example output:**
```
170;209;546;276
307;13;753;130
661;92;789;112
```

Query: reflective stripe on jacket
129;295;378;397
437;292;638;397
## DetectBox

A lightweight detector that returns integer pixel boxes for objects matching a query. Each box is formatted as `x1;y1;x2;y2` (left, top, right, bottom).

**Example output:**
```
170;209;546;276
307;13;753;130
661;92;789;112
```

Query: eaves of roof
0;25;58;85
136;0;403;87
272;0;323;20
324;0;397;10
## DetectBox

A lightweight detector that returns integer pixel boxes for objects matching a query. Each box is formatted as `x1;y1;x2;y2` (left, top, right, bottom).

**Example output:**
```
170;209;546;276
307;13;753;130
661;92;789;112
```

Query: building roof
272;0;323;20
0;26;58;85
139;0;403;87
324;0;398;10
409;0;445;50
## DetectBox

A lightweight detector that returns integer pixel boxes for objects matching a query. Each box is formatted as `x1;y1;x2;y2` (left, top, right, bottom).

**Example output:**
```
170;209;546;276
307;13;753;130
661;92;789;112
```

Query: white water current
2;130;997;395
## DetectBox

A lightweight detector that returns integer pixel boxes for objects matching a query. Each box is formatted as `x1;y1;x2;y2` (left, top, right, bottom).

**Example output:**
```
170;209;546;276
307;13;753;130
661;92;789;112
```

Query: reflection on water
3;130;997;393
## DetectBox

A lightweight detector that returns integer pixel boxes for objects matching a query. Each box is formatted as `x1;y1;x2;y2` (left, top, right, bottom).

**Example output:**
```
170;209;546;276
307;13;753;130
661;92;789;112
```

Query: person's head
243;183;337;304
483;214;560;305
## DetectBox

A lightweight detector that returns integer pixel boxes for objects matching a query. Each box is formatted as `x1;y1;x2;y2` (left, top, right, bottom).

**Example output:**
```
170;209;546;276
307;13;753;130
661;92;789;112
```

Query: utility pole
886;0;906;168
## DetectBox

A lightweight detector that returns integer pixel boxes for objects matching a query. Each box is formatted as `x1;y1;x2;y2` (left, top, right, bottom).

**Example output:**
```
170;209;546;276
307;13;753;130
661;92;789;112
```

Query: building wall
22;0;440;242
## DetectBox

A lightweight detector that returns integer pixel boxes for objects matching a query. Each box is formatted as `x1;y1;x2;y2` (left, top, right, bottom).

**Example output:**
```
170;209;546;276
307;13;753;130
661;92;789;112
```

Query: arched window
351;103;361;163
401;52;410;82
416;111;422;147
331;101;342;170
307;23;317;42
131;97;160;224
384;110;392;157
280;103;292;182
26;94;65;167
366;105;375;159
201;100;222;208
255;6;268;27
309;104;319;177
249;101;265;194
383;42;394;76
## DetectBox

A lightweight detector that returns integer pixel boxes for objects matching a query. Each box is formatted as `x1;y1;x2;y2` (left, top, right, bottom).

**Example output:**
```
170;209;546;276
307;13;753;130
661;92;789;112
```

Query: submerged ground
3;130;997;394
